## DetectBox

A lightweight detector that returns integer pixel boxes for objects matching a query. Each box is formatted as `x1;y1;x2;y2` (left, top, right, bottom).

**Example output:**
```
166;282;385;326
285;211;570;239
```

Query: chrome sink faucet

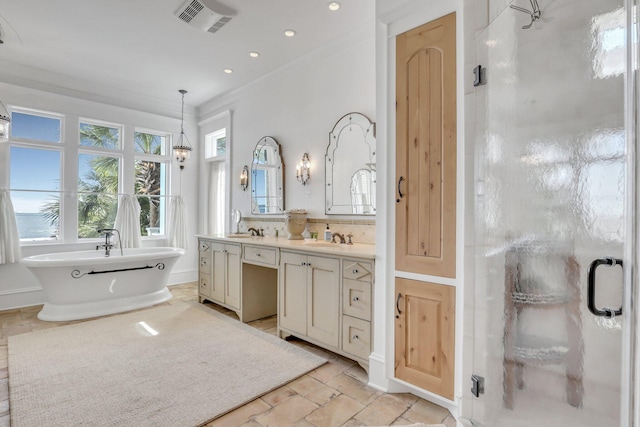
97;228;122;257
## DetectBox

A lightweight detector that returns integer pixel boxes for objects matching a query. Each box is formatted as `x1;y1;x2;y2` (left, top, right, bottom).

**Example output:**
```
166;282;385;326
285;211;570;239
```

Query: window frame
133;127;171;238
7;107;65;244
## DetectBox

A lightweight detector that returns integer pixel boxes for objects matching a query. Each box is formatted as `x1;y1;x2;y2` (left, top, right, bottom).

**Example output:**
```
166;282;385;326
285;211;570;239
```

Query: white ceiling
0;0;374;113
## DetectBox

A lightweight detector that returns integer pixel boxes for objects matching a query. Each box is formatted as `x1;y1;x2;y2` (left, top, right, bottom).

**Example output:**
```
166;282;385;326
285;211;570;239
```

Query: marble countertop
196;234;376;259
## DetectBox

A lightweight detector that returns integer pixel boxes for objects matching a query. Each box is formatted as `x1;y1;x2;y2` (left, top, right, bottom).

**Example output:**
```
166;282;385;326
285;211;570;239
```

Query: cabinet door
395;278;455;399
224;244;241;310
307;255;340;348
211;242;226;303
279;252;308;335
395;13;456;278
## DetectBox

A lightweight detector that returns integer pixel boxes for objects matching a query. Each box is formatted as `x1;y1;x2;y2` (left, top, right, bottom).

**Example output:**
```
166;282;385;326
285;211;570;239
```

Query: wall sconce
173;89;192;170
240;165;249;191
296;153;310;185
0;98;11;143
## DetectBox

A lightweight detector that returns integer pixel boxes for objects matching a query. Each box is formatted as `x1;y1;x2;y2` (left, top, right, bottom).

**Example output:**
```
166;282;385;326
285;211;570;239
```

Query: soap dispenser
324;224;332;241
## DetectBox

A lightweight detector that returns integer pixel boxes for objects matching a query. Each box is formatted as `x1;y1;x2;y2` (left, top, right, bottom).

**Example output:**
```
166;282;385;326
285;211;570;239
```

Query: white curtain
114;194;141;248
168;196;188;249
208;161;225;234
0;190;21;264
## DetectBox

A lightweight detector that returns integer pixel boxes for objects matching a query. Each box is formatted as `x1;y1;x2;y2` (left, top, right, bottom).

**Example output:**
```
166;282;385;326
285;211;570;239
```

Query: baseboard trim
367;352;388;391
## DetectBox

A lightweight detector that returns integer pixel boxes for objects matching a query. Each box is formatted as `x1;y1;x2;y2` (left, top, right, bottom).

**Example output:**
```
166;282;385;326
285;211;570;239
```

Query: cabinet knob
352;335;359;340
352;269;359;274
256;253;261;257
352;296;359;302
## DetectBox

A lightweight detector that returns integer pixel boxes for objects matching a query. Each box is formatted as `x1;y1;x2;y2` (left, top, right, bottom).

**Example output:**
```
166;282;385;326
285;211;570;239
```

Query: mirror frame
251;136;285;215
325;112;376;215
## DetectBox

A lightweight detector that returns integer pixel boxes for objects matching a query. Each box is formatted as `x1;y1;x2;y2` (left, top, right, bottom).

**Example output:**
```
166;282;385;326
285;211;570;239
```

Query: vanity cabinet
198;239;241;312
279;251;340;349
197;235;375;369
341;260;373;361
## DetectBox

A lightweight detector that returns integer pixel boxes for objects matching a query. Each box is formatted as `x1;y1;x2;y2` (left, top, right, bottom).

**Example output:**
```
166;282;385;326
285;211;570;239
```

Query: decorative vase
284;209;307;240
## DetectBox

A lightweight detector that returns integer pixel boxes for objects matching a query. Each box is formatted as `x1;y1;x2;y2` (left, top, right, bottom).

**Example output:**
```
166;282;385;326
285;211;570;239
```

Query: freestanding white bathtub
22;247;185;321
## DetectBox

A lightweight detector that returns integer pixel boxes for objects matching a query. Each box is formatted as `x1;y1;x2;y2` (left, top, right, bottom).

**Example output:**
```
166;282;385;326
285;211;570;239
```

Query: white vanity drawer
199;240;210;252
244;245;278;265
343;261;373;282
199;252;212;274
343;279;371;321
342;315;371;361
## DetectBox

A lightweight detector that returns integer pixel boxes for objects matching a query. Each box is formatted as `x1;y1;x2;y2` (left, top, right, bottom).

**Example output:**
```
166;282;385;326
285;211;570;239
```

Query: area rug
8;302;326;427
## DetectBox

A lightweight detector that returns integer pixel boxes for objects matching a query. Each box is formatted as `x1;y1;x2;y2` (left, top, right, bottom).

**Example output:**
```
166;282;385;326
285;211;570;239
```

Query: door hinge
471;374;485;397
473;65;486;87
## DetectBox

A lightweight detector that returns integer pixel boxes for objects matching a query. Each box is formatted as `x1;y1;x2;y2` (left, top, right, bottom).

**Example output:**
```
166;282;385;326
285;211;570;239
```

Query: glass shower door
472;0;630;425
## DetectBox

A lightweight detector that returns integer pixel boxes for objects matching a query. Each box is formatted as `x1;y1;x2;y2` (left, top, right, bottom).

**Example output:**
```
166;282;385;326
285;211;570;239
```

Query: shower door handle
587;257;623;317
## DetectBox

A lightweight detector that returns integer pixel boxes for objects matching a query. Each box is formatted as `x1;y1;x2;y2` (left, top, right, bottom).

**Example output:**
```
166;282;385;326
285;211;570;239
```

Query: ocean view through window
8;108;173;243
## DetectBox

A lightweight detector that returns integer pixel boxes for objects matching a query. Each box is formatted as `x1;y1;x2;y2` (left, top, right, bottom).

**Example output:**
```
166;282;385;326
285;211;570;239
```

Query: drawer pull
352;335;359;340
256;253;261;257
352;296;359;302
352;269;359;274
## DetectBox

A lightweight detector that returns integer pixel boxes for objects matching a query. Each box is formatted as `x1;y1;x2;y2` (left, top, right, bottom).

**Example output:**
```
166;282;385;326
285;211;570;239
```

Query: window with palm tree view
9;109;170;242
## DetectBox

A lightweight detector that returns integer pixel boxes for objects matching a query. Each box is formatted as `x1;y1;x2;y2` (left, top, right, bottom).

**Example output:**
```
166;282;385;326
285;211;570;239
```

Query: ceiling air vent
175;0;234;33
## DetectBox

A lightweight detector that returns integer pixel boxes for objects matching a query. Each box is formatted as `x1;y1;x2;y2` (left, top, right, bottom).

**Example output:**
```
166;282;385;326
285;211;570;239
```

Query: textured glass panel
472;1;625;425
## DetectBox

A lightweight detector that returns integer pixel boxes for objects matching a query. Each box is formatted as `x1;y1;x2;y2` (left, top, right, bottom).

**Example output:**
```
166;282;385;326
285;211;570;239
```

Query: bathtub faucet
97;228;123;257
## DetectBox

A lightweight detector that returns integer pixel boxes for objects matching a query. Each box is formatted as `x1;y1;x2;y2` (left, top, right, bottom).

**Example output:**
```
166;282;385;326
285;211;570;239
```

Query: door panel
211;242;225;302
307;255;340;348
225;244;241;310
470;1;628;425
279;252;307;335
396;12;456;278
395;277;455;399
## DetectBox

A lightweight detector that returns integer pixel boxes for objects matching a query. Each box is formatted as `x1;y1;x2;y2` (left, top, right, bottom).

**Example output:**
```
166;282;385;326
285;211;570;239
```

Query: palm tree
41;126;166;238
134;132;162;235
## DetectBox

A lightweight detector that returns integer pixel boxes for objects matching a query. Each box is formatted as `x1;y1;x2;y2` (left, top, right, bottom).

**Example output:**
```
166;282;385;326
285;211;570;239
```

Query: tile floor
0;283;456;427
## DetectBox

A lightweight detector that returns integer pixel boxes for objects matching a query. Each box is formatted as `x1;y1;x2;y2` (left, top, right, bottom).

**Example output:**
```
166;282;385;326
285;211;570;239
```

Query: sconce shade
240;165;249;191
296;153;311;185
0;100;11;143
173;89;192;168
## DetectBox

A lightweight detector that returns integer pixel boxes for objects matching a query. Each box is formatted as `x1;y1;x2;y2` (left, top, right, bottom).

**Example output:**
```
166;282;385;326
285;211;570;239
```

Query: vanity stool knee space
503;241;583;409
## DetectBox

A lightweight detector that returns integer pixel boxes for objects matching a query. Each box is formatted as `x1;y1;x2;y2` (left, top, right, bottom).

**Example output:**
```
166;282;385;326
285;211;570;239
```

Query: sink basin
304;241;342;248
226;234;253;238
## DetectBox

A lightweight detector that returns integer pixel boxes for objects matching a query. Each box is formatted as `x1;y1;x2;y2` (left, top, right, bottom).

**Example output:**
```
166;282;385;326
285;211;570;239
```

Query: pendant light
0;99;10;143
173;89;192;169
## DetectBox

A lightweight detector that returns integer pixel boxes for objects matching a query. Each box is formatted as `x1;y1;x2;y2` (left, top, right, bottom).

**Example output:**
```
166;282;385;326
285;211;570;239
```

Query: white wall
0;82;199;310
198;24;376;221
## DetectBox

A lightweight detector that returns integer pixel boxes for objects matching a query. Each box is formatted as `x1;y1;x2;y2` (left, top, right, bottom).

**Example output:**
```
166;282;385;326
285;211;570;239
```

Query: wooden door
395;278;455;399
279;252;308;335
224;244;241;310
307;255;340;348
395;12;457;278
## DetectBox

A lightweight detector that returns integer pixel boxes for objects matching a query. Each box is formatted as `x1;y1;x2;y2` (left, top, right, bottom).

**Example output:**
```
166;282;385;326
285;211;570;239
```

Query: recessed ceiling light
284;29;296;37
249;51;260;58
328;2;340;11
224;68;233;74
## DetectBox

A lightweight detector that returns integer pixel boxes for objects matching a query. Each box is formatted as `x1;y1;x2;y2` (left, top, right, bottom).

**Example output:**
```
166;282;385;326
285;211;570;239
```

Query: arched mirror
251;136;285;214
326;113;376;215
